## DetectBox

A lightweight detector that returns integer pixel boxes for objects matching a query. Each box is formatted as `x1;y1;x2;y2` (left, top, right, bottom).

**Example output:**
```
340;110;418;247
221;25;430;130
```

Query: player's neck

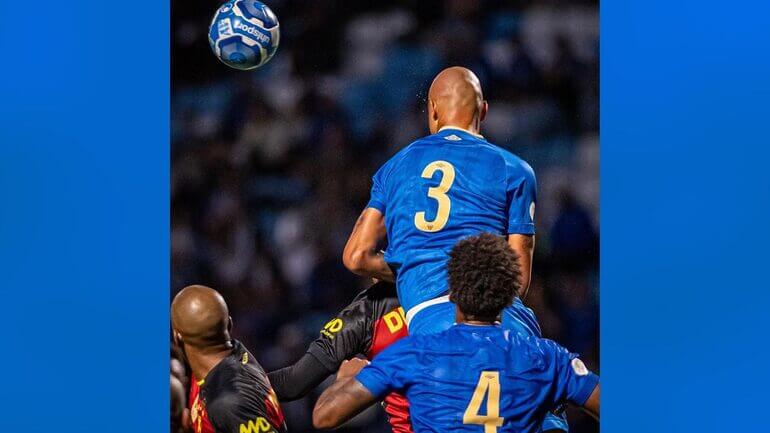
437;123;482;138
461;319;498;326
455;309;498;326
187;343;233;382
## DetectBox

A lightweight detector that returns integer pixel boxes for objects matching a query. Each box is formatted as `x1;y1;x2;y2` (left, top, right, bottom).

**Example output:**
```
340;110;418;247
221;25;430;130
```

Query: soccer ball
208;1;280;70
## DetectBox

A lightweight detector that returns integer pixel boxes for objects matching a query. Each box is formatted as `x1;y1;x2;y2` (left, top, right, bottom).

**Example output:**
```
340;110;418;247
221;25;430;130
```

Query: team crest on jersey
571;358;589;376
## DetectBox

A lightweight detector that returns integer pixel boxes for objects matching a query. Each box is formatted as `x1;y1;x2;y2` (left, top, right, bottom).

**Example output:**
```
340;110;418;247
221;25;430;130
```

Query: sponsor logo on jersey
320;318;344;338
383;307;406;333
239;417;273;433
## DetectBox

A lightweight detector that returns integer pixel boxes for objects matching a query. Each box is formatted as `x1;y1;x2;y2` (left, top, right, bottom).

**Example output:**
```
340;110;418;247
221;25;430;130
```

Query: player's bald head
171;285;231;349
427;67;487;134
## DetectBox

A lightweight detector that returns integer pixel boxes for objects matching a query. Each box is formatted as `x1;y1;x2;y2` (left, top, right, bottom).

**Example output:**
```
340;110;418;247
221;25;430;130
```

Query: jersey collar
438;125;484;139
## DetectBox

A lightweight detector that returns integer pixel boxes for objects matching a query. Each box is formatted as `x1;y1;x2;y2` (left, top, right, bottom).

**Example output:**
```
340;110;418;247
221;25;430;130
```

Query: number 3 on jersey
414;160;456;232
463;371;504;433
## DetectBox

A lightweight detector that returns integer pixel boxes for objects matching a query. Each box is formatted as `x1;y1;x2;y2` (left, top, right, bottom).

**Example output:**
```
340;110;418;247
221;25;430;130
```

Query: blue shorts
407;298;568;432
407;297;541;337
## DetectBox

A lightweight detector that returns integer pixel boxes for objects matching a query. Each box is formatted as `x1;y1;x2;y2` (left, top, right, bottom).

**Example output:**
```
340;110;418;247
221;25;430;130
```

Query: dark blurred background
172;0;598;432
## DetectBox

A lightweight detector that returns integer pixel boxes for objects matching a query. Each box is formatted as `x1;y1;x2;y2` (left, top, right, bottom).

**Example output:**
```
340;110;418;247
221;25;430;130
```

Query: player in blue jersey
342;67;565;431
314;234;599;433
343;66;538;336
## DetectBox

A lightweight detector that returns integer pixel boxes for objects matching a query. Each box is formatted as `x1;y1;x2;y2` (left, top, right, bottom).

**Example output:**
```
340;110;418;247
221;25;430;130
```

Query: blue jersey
356;324;598;433
367;127;536;320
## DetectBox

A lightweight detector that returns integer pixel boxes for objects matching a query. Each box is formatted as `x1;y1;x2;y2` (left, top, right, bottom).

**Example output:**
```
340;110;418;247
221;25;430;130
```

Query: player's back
357;324;596;433
191;340;286;433
369;128;536;318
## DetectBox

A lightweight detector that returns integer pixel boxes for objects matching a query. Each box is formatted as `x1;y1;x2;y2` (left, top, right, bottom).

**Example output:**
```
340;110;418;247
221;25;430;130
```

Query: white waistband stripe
405;295;451;327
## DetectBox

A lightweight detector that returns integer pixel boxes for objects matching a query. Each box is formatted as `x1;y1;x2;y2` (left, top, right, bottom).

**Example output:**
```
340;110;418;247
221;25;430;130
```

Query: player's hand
337;358;369;380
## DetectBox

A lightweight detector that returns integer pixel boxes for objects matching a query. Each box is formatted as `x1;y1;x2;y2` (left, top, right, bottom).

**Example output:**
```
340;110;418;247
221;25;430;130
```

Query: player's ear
428;98;439;134
431;99;439;122
172;330;182;347
479;100;488;122
454;305;466;324
227;316;233;333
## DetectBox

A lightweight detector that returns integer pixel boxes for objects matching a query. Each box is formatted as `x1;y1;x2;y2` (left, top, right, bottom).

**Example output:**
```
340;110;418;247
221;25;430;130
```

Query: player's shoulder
331;284;384;329
378;135;431;170
339;284;381;319
357;281;399;310
504;331;572;368
481;141;535;180
205;342;283;429
345;282;401;328
205;341;270;396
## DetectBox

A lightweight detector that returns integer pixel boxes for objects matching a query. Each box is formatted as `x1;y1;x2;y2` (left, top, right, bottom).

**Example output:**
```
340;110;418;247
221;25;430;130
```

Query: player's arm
268;353;333;401
545;339;600;421
508;234;534;298
269;293;372;401
582;382;600;419
312;358;377;430
505;158;538;299
342;208;394;282
315;337;413;429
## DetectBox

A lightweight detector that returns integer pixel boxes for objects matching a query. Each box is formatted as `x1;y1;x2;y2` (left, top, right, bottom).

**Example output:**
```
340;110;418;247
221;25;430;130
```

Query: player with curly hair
313;233;599;433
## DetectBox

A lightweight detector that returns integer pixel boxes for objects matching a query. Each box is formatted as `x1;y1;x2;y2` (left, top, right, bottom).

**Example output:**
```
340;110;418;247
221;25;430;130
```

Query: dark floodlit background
172;1;598;432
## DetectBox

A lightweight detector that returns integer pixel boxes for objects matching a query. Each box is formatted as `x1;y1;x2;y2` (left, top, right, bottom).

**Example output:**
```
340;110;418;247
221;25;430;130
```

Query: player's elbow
518;269;531;296
312;406;339;430
342;247;367;275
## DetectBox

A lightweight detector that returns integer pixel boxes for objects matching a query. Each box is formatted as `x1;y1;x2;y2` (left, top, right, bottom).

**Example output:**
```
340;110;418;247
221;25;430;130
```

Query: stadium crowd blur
172;1;598;432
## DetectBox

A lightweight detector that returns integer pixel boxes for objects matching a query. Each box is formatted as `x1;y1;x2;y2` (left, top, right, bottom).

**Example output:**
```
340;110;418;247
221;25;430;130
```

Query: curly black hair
447;233;522;321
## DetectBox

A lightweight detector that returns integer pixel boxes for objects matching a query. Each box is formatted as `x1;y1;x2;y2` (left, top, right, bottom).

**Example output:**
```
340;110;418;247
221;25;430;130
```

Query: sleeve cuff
507;222;535;235
355;368;390;399
572;372;600;406
366;200;386;213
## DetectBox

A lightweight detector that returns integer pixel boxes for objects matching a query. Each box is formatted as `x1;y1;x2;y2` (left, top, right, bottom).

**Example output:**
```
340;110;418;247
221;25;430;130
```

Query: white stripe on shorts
405;295;451;328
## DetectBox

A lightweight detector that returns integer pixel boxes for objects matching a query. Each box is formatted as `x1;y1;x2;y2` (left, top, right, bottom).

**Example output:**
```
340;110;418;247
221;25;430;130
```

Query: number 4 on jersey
463;371;504;433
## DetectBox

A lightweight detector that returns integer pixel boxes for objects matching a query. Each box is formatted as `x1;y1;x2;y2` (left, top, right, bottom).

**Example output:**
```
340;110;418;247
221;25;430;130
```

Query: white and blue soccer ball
208;1;280;70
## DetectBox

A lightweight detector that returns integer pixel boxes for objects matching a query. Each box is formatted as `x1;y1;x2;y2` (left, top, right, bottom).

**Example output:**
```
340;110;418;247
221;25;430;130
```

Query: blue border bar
603;1;770;431
0;1;169;432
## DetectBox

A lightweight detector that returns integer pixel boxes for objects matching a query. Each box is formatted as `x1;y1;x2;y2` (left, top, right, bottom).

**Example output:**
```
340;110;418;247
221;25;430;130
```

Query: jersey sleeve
542;339;599;406
267;352;333;401
307;295;372;371
366;164;388;213
505;157;537;235
355;338;415;399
